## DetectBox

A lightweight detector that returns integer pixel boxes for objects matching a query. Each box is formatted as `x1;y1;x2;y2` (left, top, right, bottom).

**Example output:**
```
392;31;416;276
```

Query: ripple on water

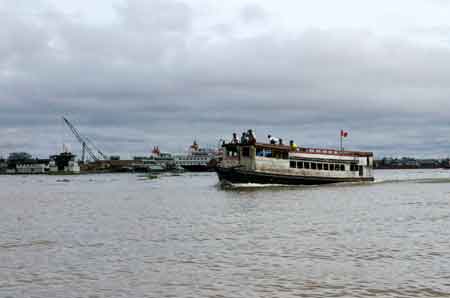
0;240;56;250
1;171;450;297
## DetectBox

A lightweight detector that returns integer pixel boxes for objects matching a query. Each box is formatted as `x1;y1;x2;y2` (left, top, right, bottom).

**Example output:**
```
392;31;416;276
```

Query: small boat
143;160;167;173
147;174;159;179
216;141;374;185
133;149;180;173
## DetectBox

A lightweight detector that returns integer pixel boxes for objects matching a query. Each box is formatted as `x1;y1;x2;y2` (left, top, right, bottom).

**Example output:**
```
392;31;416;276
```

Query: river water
1;170;450;297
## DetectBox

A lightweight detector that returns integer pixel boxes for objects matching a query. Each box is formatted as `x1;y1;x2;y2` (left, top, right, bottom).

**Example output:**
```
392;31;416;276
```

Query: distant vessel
216;141;374;185
175;141;218;172
133;147;183;173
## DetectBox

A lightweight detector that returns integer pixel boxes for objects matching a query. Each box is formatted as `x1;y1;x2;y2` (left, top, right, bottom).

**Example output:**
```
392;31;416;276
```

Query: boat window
276;150;288;159
340;164;345;171
324;164;329;171
334;164;339;171
297;162;303;169
256;147;264;157
304;162;310;169
318;163;323;170
329;164;334;171
242;147;250;157
290;161;296;168
311;162;317;170
227;149;238;157
256;146;289;159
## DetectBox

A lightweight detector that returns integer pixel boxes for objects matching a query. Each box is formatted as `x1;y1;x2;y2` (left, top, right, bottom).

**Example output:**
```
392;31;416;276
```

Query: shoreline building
49;152;80;174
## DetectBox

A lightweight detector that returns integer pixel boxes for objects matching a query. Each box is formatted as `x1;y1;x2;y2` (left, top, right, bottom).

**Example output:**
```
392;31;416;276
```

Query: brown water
1;170;450;297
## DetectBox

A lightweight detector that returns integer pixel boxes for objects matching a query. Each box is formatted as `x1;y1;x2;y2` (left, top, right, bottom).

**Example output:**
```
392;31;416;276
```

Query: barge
216;142;374;185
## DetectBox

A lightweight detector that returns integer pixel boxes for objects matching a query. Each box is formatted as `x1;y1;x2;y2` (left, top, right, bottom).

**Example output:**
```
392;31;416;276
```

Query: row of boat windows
228;147;290;159
255;149;289;159
290;161;360;172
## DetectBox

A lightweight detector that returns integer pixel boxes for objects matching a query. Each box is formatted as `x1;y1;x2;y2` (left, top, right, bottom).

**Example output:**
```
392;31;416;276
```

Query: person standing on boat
231;133;239;144
241;132;248;144
248;129;256;145
290;140;298;151
268;134;278;144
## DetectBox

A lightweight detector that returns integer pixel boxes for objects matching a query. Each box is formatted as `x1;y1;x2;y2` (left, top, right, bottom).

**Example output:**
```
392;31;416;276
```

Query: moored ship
174;141;218;172
132;147;183;173
216;140;374;185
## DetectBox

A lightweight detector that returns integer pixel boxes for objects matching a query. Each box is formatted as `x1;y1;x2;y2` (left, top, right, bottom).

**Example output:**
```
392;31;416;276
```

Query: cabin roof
294;147;373;157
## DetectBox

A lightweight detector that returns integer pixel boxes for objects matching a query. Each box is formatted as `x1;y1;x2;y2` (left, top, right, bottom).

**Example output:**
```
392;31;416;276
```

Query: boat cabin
221;142;374;180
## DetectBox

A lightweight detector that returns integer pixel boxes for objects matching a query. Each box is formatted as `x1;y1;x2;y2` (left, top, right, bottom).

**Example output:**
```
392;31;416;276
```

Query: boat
174;141;218;172
133;147;184;173
143;160;167;173
216;141;374;185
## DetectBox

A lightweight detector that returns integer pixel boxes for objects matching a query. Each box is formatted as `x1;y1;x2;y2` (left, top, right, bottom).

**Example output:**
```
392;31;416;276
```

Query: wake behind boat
216;133;374;185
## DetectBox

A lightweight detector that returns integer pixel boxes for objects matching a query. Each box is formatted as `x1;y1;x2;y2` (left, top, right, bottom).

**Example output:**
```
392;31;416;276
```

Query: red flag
341;130;348;137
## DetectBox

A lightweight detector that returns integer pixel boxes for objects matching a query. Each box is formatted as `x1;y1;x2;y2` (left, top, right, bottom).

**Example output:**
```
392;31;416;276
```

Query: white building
65;160;80;173
16;163;48;174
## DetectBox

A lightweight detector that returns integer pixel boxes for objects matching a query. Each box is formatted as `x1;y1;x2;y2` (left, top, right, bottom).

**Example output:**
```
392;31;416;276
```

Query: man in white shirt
267;134;278;144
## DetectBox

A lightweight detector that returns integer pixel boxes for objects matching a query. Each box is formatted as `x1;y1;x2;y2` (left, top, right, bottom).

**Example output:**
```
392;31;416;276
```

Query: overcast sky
2;0;450;158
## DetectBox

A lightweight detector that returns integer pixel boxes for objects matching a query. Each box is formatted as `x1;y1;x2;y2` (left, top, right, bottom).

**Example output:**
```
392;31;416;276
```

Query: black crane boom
85;136;108;160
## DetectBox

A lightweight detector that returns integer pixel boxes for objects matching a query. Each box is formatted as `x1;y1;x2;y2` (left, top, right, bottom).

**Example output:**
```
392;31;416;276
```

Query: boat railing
223;142;372;157
295;147;373;157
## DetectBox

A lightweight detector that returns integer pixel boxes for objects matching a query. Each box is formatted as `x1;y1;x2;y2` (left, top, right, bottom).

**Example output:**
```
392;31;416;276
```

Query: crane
62;117;106;163
84;136;108;160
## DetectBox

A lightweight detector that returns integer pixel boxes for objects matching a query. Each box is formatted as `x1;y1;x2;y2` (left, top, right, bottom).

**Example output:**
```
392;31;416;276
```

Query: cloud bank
1;0;450;158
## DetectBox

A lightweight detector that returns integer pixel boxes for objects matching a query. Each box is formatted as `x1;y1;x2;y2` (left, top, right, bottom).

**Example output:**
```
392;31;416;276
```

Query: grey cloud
1;0;450;158
240;3;267;23
115;0;192;33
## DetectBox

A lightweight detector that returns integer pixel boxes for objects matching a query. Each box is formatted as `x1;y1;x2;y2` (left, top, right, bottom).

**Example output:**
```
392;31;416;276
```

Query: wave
218;176;450;191
374;177;450;185
0;240;56;250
